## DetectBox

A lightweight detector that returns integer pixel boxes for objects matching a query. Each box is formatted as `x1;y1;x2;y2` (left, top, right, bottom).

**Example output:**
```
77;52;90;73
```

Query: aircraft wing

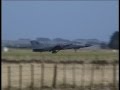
50;43;72;52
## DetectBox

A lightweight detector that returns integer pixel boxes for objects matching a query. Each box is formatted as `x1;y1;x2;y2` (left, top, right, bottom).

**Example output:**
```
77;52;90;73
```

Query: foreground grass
2;63;119;90
2;84;119;90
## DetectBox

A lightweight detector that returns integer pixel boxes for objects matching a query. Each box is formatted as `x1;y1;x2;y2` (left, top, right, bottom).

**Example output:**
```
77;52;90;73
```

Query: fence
2;63;119;90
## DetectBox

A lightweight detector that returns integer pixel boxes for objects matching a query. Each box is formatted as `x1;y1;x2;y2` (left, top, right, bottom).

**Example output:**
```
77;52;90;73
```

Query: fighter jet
30;40;92;53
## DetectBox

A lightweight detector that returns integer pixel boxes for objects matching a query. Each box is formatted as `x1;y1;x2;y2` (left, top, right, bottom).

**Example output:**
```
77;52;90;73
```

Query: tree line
108;31;119;49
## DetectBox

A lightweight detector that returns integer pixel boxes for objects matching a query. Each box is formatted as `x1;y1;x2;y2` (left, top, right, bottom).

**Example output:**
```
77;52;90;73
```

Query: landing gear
74;49;77;52
52;50;57;53
51;50;61;53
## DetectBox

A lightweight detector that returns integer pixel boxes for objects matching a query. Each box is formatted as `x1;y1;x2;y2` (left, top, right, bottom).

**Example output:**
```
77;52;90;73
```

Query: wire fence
2;62;119;90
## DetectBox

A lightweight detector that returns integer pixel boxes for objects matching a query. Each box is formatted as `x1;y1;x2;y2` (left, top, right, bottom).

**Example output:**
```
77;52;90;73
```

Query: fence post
8;66;11;90
81;63;85;90
63;63;67;88
52;63;57;88
113;63;117;90
41;63;45;88
101;64;105;88
19;65;22;90
90;64;95;90
72;63;76;88
31;64;34;90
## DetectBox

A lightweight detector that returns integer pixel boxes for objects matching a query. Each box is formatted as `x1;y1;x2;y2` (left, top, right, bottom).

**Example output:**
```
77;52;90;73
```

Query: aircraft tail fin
30;40;43;49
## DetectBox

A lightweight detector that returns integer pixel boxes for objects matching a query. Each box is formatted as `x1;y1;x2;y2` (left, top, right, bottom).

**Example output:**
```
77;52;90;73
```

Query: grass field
2;48;119;63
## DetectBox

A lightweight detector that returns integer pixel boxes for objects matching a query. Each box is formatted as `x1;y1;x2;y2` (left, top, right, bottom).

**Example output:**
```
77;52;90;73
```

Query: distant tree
108;31;119;49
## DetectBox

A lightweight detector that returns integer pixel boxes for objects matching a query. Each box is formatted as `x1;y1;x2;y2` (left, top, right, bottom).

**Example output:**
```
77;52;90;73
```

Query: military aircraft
30;40;92;53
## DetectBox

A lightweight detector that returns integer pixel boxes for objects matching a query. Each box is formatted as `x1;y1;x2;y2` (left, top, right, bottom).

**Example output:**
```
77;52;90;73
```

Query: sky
2;0;118;42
